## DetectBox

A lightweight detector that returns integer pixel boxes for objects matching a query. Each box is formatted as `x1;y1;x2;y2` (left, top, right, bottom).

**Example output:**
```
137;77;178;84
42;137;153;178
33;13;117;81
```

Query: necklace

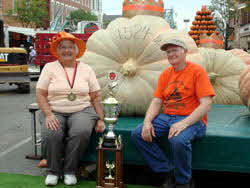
61;62;78;101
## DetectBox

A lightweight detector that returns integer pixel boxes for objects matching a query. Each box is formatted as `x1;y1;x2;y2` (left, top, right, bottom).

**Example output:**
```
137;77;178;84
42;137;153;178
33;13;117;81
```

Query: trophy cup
102;72;120;148
96;72;125;188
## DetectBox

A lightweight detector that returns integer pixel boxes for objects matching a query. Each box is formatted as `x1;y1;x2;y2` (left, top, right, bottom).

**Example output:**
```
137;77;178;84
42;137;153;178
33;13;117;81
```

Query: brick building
0;0;102;47
0;0;24;27
239;9;250;50
0;0;102;29
230;0;250;50
50;0;90;28
50;0;102;30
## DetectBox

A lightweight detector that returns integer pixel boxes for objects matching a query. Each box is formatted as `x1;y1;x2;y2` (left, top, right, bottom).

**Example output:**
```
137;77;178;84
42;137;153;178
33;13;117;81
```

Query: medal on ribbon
61;62;78;101
68;92;77;101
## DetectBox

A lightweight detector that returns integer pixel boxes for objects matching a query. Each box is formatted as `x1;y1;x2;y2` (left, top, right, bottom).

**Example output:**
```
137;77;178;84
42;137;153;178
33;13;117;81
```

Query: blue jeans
131;114;206;184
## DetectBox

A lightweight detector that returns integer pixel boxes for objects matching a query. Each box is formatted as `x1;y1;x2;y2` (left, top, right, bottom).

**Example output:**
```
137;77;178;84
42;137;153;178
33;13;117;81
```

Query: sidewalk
0;138;45;176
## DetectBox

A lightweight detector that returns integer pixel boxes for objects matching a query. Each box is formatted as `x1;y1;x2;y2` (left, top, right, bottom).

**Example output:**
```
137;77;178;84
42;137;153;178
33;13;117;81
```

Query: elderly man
131;39;215;188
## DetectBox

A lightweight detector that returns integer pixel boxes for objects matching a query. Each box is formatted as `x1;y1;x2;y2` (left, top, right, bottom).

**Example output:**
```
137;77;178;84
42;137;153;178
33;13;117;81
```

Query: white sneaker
64;174;77;185
45;174;59;186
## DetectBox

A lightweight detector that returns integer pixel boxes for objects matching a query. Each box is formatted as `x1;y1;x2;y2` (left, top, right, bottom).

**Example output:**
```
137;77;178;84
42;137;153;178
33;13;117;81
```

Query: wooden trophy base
97;178;125;188
96;144;126;188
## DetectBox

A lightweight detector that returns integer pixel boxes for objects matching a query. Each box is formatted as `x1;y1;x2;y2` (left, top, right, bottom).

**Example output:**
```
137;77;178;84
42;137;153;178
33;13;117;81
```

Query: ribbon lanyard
61;62;78;89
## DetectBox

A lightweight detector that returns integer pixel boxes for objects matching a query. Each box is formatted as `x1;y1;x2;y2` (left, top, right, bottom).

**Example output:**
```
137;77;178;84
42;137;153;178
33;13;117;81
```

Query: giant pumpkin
187;47;247;105
81;15;246;115
239;67;250;110
80;15;198;115
228;49;250;65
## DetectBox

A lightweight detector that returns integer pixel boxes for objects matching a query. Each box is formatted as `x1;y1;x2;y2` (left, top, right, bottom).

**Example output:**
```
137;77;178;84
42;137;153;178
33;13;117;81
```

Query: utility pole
183;19;190;32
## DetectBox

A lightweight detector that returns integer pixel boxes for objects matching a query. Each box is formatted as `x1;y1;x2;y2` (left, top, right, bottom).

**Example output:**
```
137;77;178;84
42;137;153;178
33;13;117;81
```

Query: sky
102;0;211;31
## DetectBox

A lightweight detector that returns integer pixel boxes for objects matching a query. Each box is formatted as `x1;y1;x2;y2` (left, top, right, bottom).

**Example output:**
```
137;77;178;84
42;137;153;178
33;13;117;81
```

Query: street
0;81;45;176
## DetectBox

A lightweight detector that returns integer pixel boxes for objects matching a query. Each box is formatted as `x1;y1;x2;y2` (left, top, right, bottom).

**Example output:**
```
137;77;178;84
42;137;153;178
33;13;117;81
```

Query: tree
7;0;48;28
67;9;98;31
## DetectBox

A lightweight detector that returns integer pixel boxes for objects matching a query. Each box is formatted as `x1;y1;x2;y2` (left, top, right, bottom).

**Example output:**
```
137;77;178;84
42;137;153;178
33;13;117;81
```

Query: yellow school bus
0;48;30;93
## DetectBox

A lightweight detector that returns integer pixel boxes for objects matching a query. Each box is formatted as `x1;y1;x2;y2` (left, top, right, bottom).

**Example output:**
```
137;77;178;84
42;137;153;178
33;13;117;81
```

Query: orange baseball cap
49;31;86;58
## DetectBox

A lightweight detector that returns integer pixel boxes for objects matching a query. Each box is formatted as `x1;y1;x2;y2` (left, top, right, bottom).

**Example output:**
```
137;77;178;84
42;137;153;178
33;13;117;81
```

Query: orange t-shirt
154;62;215;125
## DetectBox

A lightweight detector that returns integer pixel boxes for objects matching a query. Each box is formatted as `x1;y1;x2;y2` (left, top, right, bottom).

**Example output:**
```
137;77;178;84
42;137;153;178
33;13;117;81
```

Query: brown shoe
176;178;195;188
161;171;175;188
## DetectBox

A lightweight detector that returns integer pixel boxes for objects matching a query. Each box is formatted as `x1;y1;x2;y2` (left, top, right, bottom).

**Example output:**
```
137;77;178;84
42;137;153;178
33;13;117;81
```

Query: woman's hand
45;114;59;131
95;120;105;133
142;121;155;142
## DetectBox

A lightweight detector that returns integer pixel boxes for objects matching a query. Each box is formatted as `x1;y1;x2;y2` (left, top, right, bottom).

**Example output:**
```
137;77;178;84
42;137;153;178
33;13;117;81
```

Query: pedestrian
131;39;215;188
29;46;36;64
36;31;105;186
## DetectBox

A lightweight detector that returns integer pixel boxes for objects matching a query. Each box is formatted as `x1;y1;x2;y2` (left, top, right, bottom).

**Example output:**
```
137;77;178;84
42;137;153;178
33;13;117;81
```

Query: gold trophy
105;161;115;179
102;71;120;148
96;72;125;188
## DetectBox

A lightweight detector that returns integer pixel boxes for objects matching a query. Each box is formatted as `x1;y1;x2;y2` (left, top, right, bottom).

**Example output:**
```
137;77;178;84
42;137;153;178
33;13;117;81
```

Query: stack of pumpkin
188;6;218;46
198;33;224;49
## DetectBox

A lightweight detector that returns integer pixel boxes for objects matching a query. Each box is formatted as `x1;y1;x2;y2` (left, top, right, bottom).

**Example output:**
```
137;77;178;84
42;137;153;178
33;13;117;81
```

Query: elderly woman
36;31;105;186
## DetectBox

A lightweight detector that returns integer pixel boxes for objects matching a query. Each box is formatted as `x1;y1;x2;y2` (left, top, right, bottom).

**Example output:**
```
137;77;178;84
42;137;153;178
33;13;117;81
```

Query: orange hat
50;31;86;58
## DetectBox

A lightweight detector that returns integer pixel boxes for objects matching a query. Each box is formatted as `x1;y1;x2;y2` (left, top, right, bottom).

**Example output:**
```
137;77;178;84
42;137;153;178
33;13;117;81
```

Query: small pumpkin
196;11;201;15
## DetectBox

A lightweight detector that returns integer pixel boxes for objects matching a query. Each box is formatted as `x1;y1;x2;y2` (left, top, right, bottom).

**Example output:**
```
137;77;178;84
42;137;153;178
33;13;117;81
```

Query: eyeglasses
58;45;75;50
165;47;184;56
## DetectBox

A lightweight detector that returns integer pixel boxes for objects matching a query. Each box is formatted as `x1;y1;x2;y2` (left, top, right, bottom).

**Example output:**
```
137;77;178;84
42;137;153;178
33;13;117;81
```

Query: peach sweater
36;61;100;113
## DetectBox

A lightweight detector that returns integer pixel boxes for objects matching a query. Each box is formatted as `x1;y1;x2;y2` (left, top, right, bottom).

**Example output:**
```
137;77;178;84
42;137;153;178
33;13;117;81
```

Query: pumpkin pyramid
188;5;218;46
199;33;224;49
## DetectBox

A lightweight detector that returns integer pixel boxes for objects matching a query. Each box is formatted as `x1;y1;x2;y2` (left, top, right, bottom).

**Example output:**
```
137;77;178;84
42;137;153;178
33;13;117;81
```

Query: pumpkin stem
121;58;137;77
208;72;219;84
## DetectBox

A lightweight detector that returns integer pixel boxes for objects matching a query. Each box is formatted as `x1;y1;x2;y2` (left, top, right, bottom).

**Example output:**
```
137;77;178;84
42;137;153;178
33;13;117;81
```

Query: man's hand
95;120;105;133
45;114;59;131
168;121;189;139
141;121;155;142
